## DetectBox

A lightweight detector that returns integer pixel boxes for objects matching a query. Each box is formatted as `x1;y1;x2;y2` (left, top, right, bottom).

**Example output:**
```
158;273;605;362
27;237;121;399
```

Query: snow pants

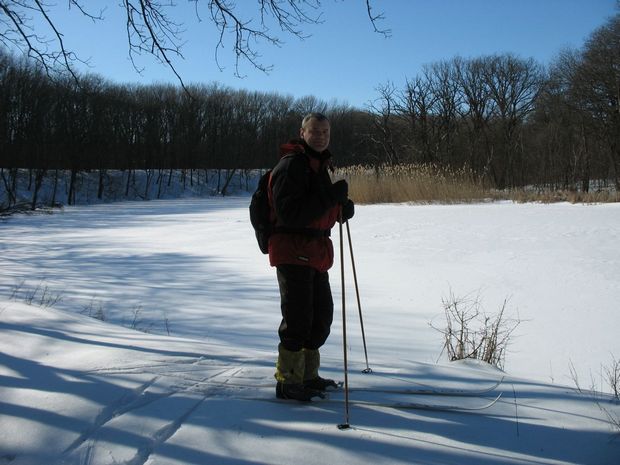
276;264;334;352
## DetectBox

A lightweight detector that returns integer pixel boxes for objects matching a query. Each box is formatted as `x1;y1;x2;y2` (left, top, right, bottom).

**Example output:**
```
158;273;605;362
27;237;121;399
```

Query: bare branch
260;0;322;37
365;0;391;37
205;0;323;78
0;0;100;84
122;0;189;92
68;1;104;22
33;0;79;82
207;0;281;77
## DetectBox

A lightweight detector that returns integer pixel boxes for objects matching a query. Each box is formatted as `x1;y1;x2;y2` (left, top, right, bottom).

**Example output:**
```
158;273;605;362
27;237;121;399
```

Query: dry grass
336;164;619;205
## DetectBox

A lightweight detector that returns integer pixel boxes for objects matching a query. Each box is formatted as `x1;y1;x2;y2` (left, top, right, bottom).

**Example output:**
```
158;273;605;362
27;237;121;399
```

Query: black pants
276;264;334;352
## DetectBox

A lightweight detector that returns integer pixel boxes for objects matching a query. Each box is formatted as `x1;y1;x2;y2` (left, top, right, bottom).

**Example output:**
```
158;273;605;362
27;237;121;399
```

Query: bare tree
482;54;544;188
570;14;620;189
398;74;437;163
426;60;462;166
0;0;388;89
538;49;596;190
368;81;401;165
454;56;493;174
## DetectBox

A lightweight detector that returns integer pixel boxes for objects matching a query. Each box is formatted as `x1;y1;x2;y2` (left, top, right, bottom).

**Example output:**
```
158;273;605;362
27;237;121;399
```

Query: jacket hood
279;140;305;158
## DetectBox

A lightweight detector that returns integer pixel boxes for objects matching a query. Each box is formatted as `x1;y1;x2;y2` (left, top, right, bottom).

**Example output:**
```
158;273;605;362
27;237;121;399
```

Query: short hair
301;112;329;129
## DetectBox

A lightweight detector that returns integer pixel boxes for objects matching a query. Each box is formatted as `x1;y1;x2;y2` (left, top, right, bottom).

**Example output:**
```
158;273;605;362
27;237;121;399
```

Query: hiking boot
276;382;325;401
301;349;339;392
304;376;339;392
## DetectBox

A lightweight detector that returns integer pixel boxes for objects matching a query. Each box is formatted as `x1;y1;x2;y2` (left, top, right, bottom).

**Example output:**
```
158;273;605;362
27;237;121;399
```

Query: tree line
1;11;618;207
369;12;619;191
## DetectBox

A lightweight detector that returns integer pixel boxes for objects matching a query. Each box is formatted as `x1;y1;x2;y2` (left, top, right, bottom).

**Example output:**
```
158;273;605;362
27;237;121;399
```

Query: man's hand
330;180;348;204
340;199;355;222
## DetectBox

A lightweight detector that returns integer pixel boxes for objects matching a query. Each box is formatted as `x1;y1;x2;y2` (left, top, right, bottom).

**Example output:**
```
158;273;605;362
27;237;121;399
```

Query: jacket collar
279;139;333;168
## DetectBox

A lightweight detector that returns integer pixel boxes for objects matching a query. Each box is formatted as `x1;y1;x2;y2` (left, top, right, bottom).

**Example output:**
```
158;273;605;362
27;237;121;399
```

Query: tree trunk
50;169;59;207
1;168;17;208
125;169;132;197
68;168;77;206
98;169;105;200
30;169;46;210
220;168;238;196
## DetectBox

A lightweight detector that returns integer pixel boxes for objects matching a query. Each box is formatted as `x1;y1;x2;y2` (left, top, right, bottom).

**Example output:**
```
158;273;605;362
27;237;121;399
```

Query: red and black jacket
268;140;341;272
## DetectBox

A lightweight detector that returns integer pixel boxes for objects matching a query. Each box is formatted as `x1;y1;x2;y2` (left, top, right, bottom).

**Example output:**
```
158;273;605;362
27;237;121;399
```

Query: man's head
300;113;330;153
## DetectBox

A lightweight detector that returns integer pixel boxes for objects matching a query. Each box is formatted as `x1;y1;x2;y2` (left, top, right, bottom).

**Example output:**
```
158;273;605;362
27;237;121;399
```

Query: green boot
275;344;323;401
303;348;339;392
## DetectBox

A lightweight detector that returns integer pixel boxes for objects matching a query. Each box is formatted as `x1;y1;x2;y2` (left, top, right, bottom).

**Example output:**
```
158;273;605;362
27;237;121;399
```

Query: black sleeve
271;155;336;228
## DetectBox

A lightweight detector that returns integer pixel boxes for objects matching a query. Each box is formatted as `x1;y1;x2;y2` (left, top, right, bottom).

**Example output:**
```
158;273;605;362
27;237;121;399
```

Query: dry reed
336;164;493;204
335;164;619;204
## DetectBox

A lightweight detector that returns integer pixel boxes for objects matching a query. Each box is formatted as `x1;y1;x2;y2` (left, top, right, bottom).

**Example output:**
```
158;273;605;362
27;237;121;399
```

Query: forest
1;12;618;208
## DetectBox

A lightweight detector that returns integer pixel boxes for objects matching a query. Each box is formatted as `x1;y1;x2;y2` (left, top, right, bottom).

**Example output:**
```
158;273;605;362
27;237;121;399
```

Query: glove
330;180;348;205
340;199;355;223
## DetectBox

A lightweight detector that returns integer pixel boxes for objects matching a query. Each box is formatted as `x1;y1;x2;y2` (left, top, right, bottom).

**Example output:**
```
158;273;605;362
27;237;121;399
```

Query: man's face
300;118;331;153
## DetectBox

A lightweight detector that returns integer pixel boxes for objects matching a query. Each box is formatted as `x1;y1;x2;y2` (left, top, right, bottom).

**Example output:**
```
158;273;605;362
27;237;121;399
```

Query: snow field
1;198;619;464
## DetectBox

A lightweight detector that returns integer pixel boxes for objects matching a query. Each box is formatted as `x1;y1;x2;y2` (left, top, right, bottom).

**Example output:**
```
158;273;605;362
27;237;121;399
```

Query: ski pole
338;216;351;430
345;220;372;373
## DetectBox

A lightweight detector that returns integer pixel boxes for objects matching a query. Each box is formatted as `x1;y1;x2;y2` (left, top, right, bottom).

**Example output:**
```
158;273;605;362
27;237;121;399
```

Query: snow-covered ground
1;198;619;464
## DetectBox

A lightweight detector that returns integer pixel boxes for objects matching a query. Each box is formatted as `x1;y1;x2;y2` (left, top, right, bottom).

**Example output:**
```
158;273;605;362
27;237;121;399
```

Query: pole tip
337;423;351;430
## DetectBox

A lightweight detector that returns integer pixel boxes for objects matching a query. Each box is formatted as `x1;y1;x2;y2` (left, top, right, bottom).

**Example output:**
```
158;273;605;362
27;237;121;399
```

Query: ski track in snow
58;355;509;464
62;376;164;456
123;394;207;465
59;359;244;465
92;357;620;464
54;355;581;463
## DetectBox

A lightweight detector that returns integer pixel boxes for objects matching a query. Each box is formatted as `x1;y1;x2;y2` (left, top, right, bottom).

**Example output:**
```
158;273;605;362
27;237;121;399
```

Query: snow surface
1;198;619;464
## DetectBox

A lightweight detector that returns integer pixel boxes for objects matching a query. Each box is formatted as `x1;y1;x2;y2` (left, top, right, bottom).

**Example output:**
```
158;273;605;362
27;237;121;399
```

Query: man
268;112;355;401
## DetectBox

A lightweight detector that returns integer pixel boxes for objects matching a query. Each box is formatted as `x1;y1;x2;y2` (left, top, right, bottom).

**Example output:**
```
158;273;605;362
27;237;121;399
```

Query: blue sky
32;0;618;108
